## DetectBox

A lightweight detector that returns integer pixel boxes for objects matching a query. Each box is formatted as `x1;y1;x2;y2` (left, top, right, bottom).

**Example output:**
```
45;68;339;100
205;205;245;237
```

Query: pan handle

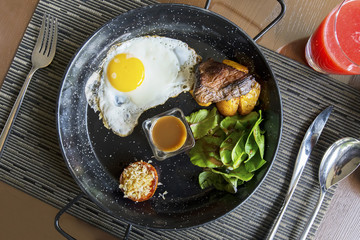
54;193;133;240
204;0;211;9
54;193;84;240
204;0;286;42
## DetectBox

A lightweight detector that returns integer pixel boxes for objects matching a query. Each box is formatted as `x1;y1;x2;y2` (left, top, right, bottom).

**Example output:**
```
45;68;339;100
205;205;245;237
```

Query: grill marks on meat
197;59;247;90
193;59;257;104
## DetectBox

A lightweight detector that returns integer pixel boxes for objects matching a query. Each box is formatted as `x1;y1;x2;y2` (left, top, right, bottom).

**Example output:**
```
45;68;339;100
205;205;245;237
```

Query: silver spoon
300;137;360;240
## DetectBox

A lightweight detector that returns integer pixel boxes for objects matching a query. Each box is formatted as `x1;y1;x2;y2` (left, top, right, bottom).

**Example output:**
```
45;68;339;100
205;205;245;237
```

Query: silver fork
0;14;58;157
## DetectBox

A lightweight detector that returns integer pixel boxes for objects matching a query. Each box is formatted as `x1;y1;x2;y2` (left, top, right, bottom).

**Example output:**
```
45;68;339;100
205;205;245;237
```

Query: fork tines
34;14;58;58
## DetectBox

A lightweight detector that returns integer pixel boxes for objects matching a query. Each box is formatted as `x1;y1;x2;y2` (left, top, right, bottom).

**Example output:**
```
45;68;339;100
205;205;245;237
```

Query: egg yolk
107;54;145;92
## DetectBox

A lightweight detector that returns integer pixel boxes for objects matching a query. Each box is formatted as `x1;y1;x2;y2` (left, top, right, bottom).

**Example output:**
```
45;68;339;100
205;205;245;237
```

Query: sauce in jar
151;116;187;152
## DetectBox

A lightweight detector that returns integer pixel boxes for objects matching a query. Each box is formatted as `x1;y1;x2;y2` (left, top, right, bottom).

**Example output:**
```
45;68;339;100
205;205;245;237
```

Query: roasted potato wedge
238;81;261;115
216;97;240;116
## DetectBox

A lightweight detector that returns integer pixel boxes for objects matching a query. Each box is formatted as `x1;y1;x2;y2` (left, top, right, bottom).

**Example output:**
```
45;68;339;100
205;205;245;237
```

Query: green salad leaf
187;108;266;194
189;128;225;168
220;131;243;166
185;107;221;139
245;151;266;172
220;111;259;134
231;134;248;169
199;170;241;193
244;110;264;162
211;165;254;181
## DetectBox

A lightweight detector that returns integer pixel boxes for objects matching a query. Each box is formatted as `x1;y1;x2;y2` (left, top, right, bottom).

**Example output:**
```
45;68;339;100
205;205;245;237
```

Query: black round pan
56;1;284;233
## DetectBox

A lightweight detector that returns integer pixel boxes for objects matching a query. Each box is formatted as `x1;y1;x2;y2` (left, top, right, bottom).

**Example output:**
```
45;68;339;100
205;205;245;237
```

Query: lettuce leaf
188;109;266;194
231;134;248;169
254;124;265;159
211;165;254;182
189;128;225;168
199;170;243;193
219;131;243;166
245;151;266;172
185;107;222;139
245;110;264;162
220;111;259;134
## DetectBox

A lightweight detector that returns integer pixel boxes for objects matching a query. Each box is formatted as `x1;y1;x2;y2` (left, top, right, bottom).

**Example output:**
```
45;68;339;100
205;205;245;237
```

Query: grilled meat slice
193;58;257;103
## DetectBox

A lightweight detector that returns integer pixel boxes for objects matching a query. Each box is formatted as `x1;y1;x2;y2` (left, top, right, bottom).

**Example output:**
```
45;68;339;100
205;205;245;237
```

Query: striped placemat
1;0;360;239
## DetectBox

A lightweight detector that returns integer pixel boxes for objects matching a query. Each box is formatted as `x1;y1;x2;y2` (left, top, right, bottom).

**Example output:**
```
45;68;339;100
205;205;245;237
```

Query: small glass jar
142;108;195;161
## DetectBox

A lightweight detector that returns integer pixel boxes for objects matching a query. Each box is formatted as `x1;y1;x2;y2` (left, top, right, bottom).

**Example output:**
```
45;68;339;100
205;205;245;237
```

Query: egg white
85;36;201;137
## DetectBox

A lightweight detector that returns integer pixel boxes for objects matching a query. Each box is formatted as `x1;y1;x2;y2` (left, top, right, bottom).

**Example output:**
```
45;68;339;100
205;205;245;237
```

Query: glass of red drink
305;0;360;75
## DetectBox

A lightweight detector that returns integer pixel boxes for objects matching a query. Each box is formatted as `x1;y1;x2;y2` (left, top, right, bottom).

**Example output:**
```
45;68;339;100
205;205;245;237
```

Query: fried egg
85;36;201;136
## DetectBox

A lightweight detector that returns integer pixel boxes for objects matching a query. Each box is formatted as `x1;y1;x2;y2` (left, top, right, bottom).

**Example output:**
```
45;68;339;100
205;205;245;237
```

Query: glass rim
334;0;360;67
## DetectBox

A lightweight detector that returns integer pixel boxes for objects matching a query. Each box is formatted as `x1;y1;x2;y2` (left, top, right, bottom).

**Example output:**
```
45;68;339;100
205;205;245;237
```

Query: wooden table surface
0;0;359;239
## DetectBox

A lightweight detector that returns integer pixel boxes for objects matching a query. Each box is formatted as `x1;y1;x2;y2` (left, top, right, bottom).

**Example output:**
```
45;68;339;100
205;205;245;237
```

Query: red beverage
305;0;360;74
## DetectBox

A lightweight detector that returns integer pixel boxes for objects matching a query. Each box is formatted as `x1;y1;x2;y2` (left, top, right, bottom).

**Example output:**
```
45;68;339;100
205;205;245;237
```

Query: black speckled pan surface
57;4;282;229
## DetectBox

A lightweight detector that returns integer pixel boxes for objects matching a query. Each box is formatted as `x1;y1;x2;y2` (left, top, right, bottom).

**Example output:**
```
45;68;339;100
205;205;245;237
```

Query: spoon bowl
320;137;360;190
300;137;360;240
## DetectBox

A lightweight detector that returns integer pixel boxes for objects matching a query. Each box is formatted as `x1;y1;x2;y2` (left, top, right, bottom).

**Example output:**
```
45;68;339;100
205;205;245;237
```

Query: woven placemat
1;0;360;239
